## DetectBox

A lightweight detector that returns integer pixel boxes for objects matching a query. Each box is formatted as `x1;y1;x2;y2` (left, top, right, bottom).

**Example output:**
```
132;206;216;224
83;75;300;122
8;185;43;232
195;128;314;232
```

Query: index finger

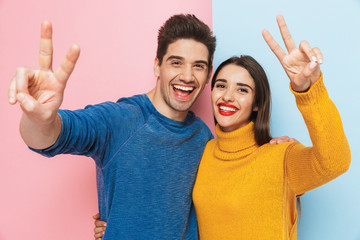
276;15;297;52
39;20;53;71
262;29;286;62
95;220;107;227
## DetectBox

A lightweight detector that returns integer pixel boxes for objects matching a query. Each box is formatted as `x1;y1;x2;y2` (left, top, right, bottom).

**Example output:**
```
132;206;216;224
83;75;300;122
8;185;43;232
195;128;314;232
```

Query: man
9;14;215;239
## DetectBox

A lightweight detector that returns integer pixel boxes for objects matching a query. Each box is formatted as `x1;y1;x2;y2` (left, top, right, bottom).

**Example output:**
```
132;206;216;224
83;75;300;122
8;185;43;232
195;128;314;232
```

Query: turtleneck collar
214;121;258;160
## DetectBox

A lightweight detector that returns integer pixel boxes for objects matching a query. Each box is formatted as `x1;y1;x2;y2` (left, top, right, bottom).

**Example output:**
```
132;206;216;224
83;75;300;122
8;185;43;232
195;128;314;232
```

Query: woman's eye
238;88;249;93
215;84;225;88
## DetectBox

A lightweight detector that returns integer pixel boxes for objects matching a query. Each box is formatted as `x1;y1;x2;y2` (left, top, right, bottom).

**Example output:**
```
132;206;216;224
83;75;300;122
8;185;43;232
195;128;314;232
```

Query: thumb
16;92;39;114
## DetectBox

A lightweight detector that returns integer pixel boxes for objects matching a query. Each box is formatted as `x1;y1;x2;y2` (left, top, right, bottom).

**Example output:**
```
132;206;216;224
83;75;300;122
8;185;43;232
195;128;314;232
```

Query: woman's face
211;64;257;132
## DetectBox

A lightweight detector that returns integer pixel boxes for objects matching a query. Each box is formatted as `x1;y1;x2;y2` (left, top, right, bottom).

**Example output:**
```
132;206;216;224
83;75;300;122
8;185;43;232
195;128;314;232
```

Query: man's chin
169;100;194;113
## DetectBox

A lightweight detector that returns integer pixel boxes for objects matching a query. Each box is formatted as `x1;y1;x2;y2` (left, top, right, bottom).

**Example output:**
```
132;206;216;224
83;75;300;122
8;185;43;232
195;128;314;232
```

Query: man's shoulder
59;94;148;128
187;111;213;140
81;94;147;115
115;93;146;105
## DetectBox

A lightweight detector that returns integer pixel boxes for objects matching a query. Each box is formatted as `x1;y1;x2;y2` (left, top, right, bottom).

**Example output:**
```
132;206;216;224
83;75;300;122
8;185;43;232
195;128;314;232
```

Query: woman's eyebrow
237;83;253;91
214;79;227;83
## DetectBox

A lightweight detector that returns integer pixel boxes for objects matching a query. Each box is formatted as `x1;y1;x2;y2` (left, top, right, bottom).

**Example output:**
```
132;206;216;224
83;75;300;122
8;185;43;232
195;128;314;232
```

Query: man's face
154;39;211;115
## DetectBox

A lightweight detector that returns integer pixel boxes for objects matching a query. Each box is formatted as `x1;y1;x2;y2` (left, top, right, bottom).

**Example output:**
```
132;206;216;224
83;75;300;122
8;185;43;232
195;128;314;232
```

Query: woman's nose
222;88;234;102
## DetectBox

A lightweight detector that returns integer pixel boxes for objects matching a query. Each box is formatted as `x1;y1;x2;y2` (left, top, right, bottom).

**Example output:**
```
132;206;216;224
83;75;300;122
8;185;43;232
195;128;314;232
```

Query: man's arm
8;21;80;149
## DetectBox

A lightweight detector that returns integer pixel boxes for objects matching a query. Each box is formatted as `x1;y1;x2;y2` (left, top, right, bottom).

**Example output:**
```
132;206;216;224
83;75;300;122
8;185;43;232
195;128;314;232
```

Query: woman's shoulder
258;141;298;155
205;138;217;148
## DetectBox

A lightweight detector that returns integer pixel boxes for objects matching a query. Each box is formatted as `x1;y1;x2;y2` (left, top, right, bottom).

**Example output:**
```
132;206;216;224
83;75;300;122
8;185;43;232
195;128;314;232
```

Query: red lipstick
217;103;238;116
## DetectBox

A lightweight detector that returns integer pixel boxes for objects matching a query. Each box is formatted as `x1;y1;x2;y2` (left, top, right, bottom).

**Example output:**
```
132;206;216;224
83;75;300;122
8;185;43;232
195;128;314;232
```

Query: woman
93;15;350;239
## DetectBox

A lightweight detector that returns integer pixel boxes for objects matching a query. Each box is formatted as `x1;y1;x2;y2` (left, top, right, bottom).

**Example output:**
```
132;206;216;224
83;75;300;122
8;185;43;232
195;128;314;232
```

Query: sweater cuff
290;72;328;105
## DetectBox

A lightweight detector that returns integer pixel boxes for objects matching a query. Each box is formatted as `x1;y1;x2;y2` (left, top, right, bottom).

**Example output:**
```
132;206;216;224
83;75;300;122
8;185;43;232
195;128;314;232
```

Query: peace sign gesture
8;21;80;124
262;15;322;92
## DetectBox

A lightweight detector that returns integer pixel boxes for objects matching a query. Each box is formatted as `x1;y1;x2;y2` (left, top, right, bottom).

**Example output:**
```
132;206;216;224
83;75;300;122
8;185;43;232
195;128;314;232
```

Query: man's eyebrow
166;55;184;61
166;55;209;66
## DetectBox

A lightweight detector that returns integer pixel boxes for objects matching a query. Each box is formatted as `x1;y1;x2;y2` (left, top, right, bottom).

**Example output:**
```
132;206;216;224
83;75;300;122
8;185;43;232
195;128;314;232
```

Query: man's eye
172;61;181;65
194;64;205;69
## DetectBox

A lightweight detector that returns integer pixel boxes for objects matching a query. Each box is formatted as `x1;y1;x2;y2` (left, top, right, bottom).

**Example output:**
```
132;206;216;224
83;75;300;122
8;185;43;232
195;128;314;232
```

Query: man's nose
180;66;194;83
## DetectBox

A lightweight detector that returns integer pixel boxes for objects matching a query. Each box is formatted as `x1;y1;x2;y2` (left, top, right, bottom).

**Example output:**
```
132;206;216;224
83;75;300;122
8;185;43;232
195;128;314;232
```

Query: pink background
0;1;213;239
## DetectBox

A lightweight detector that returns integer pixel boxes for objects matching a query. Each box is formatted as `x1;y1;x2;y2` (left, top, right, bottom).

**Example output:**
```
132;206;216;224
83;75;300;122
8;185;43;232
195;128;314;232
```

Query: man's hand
8;21;80;123
8;21;80;149
93;213;106;240
262;15;323;92
270;136;299;144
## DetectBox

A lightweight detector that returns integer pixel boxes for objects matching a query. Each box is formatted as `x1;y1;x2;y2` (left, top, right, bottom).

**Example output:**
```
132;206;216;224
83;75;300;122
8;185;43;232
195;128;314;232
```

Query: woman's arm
285;75;350;195
263;15;350;195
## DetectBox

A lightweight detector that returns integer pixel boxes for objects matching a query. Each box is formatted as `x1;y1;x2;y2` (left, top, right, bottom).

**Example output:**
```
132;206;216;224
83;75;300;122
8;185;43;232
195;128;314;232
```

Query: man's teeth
219;106;237;112
174;85;194;92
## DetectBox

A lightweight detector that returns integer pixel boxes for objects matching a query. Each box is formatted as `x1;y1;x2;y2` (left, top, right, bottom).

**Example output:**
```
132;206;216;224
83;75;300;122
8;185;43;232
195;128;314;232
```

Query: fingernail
8;97;15;103
310;61;317;69
311;56;318;62
270;140;275;144
318;58;323;64
104;223;107;226
16;93;25;102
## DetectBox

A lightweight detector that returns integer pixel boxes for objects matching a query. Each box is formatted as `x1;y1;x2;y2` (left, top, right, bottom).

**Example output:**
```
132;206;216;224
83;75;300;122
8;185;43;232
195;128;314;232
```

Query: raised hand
8;21;80;124
262;15;323;92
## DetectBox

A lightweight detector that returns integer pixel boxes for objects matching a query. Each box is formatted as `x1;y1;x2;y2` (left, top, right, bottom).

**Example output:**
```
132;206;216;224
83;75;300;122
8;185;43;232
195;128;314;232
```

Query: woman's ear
253;102;258;112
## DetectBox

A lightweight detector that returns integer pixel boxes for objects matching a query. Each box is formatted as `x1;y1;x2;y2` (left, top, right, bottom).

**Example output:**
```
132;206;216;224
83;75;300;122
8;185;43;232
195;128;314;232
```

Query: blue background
212;0;360;239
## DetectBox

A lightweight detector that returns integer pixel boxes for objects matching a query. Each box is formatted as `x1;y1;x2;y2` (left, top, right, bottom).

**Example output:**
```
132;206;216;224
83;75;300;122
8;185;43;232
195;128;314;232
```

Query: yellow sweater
193;76;351;240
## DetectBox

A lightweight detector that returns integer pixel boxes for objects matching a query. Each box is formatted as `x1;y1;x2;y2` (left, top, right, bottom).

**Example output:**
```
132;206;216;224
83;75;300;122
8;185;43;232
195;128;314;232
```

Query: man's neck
146;88;188;122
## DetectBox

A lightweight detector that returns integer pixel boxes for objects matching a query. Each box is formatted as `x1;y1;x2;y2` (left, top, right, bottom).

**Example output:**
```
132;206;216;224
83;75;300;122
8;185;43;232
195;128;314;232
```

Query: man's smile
172;84;196;100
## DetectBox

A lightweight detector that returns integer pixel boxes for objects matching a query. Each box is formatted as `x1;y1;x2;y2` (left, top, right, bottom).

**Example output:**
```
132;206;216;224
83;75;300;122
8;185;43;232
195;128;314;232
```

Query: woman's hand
92;213;107;240
262;15;323;92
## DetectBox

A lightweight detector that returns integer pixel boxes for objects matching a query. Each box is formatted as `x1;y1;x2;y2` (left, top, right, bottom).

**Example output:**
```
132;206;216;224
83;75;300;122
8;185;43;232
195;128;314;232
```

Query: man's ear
206;66;213;84
154;58;160;78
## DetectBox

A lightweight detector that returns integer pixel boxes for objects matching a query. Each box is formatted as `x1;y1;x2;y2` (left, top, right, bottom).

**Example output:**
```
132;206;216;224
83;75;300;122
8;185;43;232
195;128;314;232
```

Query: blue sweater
32;94;213;240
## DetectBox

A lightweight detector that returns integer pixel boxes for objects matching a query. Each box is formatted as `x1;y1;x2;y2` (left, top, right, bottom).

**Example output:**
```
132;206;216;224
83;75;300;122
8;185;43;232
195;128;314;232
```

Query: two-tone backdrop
0;0;359;239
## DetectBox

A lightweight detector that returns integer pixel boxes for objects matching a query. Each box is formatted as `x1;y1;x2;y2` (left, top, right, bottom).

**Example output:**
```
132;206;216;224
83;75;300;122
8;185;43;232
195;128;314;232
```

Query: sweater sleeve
30;101;142;167
284;73;351;196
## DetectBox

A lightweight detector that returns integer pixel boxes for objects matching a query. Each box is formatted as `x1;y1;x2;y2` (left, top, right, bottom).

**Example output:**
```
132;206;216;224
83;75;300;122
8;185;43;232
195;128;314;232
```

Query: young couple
9;14;350;240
